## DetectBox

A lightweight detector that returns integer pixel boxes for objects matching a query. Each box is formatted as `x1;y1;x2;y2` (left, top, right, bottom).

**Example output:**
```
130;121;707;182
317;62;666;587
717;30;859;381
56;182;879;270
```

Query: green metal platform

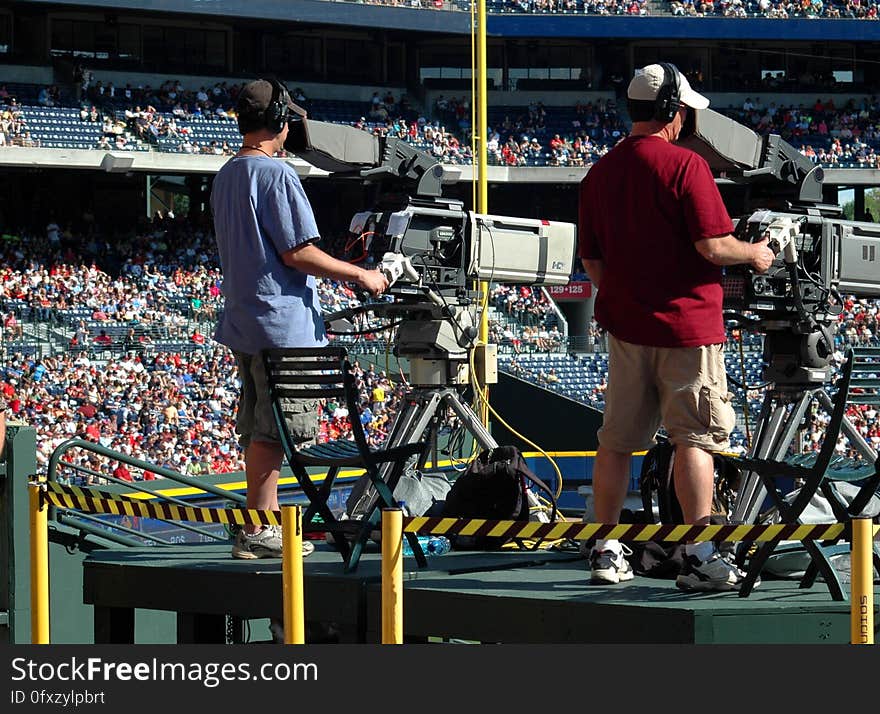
81;542;879;644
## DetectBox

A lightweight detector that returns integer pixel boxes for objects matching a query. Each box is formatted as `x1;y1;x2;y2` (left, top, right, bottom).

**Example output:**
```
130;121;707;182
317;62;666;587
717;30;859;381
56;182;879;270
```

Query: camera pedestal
347;352;549;524
729;348;876;599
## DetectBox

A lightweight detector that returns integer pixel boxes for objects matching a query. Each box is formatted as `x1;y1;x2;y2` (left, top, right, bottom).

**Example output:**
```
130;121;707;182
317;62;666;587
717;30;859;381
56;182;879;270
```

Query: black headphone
653;62;682;124
263;78;291;134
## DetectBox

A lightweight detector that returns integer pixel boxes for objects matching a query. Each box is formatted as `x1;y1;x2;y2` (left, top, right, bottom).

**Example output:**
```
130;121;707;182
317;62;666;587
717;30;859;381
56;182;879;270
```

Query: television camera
286;116;576;384
678;109;880;539
678;108;880;385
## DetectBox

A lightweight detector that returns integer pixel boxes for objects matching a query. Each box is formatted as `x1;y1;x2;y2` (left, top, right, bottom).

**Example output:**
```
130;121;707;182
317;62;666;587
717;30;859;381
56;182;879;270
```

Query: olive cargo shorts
233;351;319;449
598;336;736;454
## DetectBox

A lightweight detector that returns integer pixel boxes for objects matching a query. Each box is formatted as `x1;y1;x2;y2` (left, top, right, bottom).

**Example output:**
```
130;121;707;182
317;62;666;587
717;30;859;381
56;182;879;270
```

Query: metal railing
45;438;246;547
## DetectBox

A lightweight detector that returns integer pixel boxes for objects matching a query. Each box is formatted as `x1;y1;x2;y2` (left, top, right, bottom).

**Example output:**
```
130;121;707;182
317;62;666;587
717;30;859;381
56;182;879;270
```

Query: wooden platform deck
82;542;878;644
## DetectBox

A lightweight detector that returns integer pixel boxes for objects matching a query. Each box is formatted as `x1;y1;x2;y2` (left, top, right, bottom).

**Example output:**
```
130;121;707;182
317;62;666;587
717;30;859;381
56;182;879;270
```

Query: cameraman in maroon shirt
578;63;775;592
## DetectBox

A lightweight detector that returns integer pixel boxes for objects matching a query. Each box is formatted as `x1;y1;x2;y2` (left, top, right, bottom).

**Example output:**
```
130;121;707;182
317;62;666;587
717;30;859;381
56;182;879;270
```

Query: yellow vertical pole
850;518;874;645
474;0;490;428
29;481;49;644
475;0;488;218
282;505;305;644
381;508;403;644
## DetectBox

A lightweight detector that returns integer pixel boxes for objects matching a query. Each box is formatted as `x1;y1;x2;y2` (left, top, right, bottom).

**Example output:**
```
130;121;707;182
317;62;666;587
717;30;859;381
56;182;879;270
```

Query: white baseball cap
627;64;709;110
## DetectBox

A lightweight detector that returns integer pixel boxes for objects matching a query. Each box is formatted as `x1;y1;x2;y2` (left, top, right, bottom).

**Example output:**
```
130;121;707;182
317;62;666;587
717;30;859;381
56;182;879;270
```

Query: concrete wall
4;65;54;85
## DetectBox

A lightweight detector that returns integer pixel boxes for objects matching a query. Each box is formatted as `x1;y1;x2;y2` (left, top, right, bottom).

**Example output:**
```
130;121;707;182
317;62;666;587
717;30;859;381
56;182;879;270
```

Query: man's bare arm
694;234;775;273
282;242;388;295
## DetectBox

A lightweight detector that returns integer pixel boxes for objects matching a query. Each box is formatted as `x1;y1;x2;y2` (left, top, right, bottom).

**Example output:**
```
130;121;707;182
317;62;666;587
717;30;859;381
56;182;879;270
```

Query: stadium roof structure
20;0;880;42
17;0;472;34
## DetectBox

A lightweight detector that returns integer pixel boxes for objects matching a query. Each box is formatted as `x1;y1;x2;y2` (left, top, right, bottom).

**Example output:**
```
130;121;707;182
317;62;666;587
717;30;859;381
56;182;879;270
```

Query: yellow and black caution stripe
36;481;878;544
41;481;281;527
403;517;860;544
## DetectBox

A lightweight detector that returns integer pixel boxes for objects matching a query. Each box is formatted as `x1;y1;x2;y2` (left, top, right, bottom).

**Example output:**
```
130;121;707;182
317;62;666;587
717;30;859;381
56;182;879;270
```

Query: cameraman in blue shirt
211;78;387;559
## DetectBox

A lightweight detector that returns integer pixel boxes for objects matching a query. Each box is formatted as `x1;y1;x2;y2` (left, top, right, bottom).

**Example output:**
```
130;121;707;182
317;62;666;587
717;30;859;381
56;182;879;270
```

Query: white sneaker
589;544;634;584
231;526;315;560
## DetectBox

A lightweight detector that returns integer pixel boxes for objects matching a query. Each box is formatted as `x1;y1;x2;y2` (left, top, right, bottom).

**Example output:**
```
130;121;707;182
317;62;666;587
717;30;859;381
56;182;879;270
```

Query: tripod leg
817;390;878;463
385;391;446;451
734;391;814;574
733;398;789;566
347;392;443;521
440;388;497;450
731;395;787;526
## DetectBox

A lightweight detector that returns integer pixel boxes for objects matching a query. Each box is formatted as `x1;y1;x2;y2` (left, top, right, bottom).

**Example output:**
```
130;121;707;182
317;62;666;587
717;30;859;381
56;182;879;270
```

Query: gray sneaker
676;550;757;592
231;526;316;560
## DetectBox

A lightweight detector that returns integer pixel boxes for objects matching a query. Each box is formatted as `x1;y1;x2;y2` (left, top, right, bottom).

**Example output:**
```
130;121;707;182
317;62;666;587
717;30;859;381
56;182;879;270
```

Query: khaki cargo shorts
233;351;319;449
598;335;736;454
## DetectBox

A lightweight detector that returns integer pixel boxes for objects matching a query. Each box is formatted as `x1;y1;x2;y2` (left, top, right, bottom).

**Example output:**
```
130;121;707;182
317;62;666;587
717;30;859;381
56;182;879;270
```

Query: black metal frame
262;346;429;571
731;348;880;599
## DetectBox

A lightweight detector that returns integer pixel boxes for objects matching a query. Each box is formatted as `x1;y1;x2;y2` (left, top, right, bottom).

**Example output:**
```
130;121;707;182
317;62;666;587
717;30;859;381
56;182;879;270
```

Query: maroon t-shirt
578;135;733;348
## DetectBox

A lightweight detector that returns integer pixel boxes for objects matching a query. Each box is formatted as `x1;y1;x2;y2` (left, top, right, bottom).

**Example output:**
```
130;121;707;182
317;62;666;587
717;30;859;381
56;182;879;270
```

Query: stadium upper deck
5;0;880;196
14;0;880;40
5;2;880;93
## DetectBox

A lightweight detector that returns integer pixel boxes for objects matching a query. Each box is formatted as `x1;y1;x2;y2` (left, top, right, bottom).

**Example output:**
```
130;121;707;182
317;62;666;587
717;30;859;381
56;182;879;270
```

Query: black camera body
676;108;880;383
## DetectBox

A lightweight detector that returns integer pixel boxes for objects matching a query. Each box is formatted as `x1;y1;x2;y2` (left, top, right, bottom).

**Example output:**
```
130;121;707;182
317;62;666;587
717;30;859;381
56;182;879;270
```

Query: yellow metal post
474;0;490;427
475;0;488;218
381;508;403;644
29;481;49;644
282;505;305;644
850;517;874;645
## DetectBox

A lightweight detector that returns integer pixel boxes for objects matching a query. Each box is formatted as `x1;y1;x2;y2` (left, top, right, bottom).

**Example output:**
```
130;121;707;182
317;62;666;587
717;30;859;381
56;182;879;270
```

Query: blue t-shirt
211;155;327;353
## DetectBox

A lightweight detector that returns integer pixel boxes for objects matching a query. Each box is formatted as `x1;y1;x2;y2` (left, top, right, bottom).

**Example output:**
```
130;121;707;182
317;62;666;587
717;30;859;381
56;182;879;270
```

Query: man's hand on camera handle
356;268;389;297
749;236;775;274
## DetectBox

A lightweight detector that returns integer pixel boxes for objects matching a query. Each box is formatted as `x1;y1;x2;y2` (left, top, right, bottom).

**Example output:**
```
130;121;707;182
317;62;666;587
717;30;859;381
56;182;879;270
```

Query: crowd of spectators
489;285;567;353
4;73;632;168
77;71;243;124
802;397;880;459
6;348;246;481
16;342;406;485
348;0;449;8
150;0;880;14
669;0;880;18
318;360;403;448
716;95;880;168
803;334;880;457
22;70;880;170
491;285;556;325
0;213;415;483
0;91;40;148
490;319;566;353
0;216;224;342
499;0;650;13
483;97;627;167
0;76;245;154
355;114;473;165
836;296;880;348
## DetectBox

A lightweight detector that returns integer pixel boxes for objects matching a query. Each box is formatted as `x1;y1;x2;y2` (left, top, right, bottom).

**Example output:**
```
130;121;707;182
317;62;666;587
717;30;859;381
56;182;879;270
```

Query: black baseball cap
236;79;306;120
